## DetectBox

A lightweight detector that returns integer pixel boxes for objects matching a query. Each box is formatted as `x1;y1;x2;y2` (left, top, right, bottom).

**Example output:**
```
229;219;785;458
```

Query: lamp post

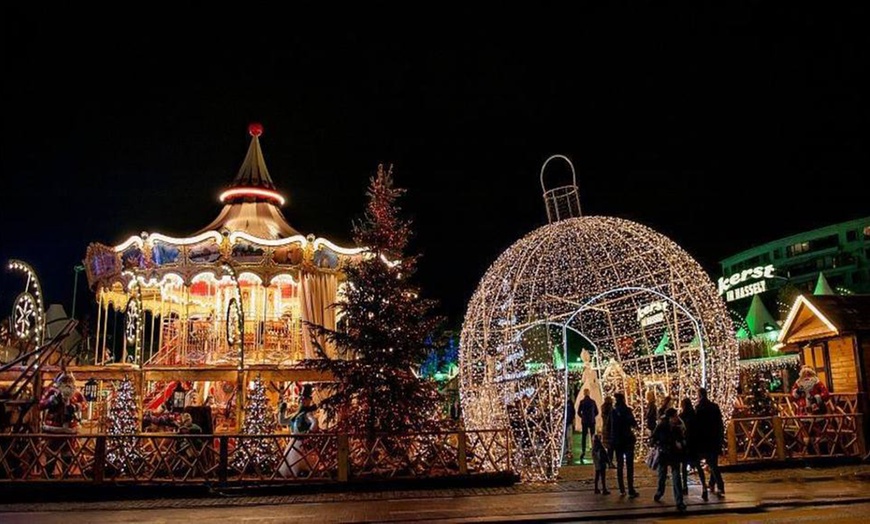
173;381;186;412
84;377;98;424
72;264;85;320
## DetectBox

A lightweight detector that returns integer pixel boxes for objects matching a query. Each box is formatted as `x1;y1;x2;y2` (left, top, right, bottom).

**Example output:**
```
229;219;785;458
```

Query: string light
7;259;46;346
739;354;800;374
460;216;739;481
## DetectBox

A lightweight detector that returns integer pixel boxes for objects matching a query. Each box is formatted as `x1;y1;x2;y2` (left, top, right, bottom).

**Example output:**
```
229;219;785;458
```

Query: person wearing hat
651;406;688;511
278;383;319;478
38;371;86;477
792;366;830;416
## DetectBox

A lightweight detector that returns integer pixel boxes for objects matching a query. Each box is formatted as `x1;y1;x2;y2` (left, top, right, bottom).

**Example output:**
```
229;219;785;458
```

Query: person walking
564;390;576;465
577;388;599;463
592;433;612;494
679;397;708;500
600;395;614;458
695;387;725;496
608;392;639;498
657;395;674;420
652;407;687;511
644;390;658;438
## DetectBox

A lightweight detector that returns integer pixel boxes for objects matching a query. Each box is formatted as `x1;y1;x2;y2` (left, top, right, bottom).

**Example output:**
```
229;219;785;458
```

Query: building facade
719;217;870;313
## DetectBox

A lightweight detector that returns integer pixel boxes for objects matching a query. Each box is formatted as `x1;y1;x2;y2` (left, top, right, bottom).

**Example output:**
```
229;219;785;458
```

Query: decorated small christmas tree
106;375;140;472
232;375;278;471
307;164;443;438
748;372;776;416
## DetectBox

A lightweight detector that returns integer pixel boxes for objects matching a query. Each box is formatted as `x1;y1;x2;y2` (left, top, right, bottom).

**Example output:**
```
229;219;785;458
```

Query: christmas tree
106;375;140;473
232;375;278;471
748;372;776;416
307;164;443;437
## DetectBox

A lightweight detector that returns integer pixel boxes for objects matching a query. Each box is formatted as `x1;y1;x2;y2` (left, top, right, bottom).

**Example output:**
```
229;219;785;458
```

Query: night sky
1;5;867;329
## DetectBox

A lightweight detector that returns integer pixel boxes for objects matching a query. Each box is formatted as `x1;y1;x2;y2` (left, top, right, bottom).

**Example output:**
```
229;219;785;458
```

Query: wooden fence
727;392;866;464
0;429;511;484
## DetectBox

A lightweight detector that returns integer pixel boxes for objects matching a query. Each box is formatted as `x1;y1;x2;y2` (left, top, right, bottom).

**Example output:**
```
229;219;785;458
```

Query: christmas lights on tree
232;375;278;471
106;375;140;473
461;213;740;481
306;164;442;437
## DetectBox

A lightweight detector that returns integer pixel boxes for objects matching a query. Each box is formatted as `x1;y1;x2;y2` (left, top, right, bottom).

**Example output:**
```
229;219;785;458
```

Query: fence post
856;414;866;456
458;431;468;475
773;416;786;461
219;436;228;484
338;434;349;482
93;435;106;483
726;420;738;465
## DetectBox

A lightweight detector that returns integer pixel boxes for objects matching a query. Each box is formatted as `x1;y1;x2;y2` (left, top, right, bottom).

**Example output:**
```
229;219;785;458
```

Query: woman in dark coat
652;408;687;511
679;397;708;500
645;390;658;437
600;396;614;449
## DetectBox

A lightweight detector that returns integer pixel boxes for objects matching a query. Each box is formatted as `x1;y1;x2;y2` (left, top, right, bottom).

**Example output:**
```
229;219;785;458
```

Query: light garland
219;187;286;206
738;354;800;374
222;263;245;369
460;216;739;481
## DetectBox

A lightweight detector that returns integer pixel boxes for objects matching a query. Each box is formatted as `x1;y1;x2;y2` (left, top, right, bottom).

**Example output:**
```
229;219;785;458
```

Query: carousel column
148;300;157;363
101;299;110;365
136;371;145;430
236;369;246;433
156;291;165;362
261;282;268;358
94;291;103;365
182;285;190;364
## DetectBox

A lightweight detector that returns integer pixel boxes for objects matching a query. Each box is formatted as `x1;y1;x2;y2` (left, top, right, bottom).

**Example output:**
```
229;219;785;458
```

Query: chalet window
802;343;832;392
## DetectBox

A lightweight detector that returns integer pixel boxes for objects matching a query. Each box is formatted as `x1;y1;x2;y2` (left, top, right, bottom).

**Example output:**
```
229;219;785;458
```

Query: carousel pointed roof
229;122;277;191
198;124;300;239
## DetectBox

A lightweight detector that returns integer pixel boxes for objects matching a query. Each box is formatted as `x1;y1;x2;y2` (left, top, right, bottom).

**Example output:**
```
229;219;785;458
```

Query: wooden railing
734;392;860;418
727;413;865;464
0;429;512;484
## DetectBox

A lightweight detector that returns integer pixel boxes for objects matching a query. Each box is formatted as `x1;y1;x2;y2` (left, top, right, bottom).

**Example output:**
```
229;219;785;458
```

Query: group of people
645;389;726;511
568;386;725;512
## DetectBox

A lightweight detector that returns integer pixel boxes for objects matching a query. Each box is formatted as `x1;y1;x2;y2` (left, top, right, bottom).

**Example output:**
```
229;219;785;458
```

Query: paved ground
1;463;868;522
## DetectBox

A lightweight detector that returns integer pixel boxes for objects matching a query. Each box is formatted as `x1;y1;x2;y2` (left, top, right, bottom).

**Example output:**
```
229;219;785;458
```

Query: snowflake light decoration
460;158;738;481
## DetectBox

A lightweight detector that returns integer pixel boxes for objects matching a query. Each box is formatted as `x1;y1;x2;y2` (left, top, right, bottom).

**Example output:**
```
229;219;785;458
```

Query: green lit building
719;217;870;323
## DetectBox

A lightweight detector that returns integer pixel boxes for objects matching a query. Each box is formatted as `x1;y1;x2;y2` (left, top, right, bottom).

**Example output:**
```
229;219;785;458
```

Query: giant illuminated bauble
460;216;738;481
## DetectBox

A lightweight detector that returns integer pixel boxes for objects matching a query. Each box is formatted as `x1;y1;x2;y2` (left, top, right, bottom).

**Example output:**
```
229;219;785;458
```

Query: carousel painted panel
85;243;120;286
151;241;181;266
231;240;266;265
187;238;222;265
271;243;305;266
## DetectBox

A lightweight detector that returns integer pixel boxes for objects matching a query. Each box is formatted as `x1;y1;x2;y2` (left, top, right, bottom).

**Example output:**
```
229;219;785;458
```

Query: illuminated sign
718;264;776;302
637;301;669;327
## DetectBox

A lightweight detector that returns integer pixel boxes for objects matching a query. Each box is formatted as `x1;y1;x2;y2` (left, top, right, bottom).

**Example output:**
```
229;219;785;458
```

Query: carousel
70;123;362;433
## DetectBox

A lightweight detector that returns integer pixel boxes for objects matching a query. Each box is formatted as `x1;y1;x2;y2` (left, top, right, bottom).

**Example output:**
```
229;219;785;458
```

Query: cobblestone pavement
0;463;868;522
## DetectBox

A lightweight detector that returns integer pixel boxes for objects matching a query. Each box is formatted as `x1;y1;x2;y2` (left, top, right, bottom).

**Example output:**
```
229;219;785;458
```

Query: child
592;433;611;494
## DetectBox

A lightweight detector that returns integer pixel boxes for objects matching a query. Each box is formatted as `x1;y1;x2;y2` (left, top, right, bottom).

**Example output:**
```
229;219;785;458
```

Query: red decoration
248;122;264;137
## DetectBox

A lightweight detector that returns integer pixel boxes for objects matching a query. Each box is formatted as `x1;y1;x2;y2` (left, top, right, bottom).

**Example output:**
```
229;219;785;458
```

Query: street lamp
72;264;85;320
172;382;187;412
83;378;99;402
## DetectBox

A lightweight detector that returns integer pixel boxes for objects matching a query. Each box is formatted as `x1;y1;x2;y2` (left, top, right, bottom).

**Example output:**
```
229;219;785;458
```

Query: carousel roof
199;123;300;239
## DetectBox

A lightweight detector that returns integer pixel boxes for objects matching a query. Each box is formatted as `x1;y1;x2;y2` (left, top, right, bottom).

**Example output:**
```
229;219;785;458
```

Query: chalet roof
778;294;870;345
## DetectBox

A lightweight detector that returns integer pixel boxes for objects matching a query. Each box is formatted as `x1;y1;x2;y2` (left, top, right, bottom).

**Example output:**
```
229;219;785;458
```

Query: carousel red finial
248;122;264;137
